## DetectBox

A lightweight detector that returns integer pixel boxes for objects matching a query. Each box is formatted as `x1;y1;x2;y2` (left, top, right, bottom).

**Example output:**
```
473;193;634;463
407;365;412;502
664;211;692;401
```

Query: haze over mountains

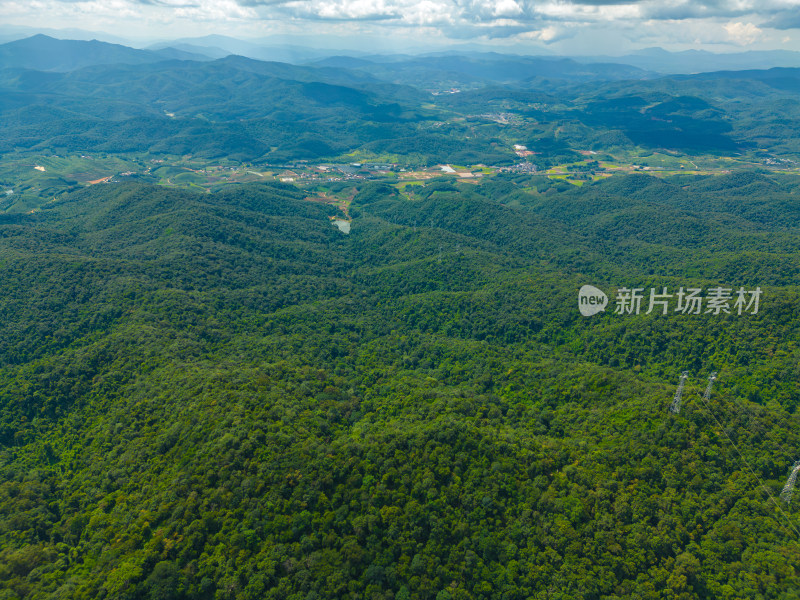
0;35;210;72
4;29;800;75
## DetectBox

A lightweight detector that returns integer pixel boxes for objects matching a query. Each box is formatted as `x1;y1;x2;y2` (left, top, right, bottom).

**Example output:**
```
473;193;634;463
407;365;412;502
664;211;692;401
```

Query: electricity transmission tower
781;461;800;504
669;371;690;414
702;372;717;404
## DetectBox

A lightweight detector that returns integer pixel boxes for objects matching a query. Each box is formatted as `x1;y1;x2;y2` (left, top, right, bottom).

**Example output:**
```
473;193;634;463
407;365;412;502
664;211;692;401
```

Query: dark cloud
644;6;745;20
639;1;785;21
45;0;799;24
763;11;800;30
280;11;401;22
34;0;800;43
565;0;642;4
132;0;201;5
235;0;301;5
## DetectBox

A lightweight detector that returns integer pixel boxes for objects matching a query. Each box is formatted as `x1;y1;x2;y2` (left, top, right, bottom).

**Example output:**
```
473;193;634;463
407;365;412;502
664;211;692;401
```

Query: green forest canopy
0;174;799;599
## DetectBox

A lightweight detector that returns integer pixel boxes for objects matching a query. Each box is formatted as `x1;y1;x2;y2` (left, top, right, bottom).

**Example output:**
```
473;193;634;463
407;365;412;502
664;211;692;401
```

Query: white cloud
493;0;522;18
301;0;396;20
538;25;558;41
2;0;800;50
170;0;259;19
515;24;570;43
281;0;454;22
724;21;762;45
0;0;260;21
21;0;141;18
403;0;452;25
531;1;640;23
0;0;32;15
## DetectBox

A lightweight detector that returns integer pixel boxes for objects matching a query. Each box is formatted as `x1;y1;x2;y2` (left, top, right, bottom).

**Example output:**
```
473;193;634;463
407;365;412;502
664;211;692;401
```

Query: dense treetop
0;174;799;599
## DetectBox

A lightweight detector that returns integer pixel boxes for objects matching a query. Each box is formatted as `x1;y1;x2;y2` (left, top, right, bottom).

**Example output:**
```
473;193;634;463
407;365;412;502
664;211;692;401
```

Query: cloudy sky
2;0;800;54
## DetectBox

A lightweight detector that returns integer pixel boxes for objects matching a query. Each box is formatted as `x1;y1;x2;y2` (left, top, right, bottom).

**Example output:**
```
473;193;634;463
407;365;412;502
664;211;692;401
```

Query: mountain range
0;34;209;72
3;34;800;173
4;28;800;75
576;47;800;74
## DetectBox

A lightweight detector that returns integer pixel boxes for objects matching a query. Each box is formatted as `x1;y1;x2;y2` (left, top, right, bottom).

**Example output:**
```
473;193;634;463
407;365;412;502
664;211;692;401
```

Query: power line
692;375;800;540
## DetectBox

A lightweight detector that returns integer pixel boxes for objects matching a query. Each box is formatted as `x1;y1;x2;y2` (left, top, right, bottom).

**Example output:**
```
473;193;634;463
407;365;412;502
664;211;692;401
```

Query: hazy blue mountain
575;65;800;105
149;35;266;59
677;66;800;92
311;53;652;89
0;34;206;72
146;41;232;60
0;25;134;46
574;47;800;74
310;55;378;69
153;34;366;64
208;54;381;87
147;46;213;62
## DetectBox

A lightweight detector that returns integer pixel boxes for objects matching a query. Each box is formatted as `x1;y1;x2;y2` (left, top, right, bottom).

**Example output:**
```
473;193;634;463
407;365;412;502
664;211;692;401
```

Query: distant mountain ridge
4;32;800;164
573;47;800;74
146;41;232;60
311;53;654;89
0;34;209;72
149;34;366;64
6;33;800;79
0;51;430;162
677;66;800;92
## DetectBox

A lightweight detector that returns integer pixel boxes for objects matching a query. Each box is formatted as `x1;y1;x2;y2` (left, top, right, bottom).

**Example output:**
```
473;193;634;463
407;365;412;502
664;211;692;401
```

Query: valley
1;146;795;214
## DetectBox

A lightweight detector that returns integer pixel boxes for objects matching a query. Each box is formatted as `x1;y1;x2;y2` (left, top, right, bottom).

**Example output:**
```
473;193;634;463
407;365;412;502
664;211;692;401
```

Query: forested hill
0;54;431;163
0;35;207;71
6;35;800;168
1;175;799;598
